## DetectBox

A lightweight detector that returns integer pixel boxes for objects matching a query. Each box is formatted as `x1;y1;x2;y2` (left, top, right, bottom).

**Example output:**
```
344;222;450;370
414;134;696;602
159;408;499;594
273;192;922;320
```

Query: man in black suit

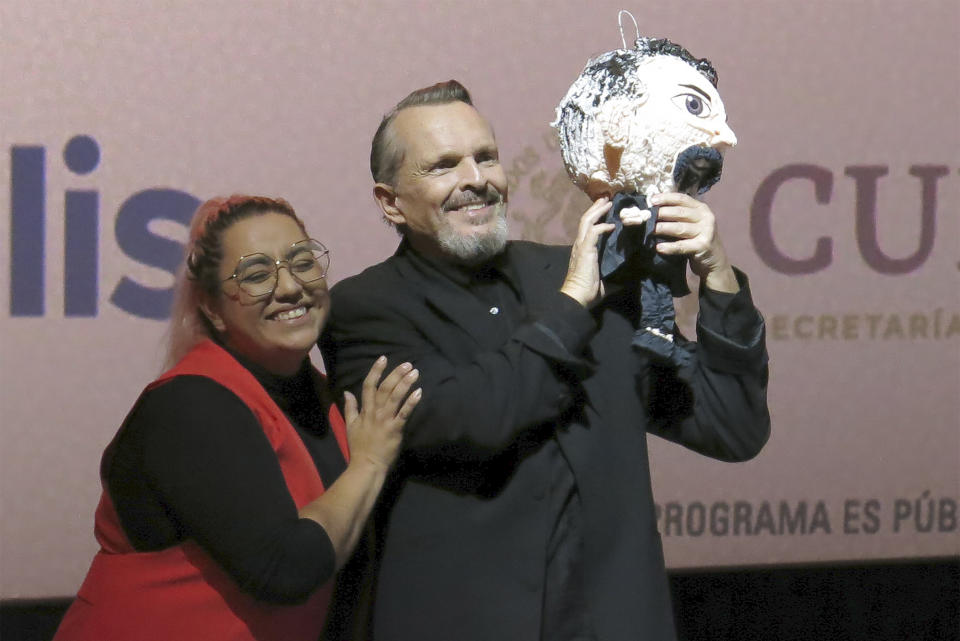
320;80;769;641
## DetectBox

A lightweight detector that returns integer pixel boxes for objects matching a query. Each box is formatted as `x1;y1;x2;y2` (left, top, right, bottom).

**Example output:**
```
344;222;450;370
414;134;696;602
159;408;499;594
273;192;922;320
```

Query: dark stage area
3;558;956;641
669;558;958;641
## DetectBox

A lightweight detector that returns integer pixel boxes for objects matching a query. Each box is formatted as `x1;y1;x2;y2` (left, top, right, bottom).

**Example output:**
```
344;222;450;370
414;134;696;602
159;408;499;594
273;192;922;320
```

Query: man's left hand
621;192;739;294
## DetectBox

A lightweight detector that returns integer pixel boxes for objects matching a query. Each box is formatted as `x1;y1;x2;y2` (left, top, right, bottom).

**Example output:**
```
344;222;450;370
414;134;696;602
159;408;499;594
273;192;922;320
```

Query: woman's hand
343;356;422;470
299;356;421;570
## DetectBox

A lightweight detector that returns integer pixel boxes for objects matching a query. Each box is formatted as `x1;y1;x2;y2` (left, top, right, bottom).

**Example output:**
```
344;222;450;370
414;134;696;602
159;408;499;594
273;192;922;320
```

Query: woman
55;195;420;640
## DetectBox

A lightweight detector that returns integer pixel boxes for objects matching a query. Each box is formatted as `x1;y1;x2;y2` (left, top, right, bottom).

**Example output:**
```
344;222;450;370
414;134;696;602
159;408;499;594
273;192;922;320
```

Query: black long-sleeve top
102;351;347;604
413;250;761;640
320;239;770;641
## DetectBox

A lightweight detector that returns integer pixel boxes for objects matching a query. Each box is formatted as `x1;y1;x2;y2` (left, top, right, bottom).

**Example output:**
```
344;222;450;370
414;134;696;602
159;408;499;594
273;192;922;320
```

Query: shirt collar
399;237;520;293
217;341;313;399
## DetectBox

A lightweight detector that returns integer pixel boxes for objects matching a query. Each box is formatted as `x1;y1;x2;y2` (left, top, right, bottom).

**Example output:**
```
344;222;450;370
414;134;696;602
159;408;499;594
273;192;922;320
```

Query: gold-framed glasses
222;239;330;299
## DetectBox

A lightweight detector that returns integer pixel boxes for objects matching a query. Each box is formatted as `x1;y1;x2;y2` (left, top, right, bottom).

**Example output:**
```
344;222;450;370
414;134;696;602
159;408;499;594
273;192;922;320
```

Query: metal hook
618;9;639;49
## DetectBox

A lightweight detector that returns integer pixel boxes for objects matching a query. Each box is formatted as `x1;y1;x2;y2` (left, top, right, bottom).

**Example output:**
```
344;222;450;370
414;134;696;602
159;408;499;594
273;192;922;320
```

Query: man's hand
623;192;739;293
560;197;615;307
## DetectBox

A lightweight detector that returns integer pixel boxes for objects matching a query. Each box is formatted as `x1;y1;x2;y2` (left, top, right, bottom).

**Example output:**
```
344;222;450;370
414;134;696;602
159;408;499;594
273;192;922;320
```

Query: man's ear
198;295;227;333
374;183;406;227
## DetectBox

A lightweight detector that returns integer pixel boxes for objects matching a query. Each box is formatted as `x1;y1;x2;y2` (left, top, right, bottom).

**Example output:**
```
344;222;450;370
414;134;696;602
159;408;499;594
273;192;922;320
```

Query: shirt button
489;306;499;315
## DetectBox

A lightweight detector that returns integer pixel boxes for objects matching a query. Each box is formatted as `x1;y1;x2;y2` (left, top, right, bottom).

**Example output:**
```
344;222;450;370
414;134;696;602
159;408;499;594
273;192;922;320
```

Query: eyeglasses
222;239;330;299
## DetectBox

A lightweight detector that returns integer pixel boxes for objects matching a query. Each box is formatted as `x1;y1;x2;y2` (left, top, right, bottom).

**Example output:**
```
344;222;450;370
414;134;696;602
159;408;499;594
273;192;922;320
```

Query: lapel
507;243;613;417
388;241;564;350
390;240;611;425
389;241;497;348
502;241;565;315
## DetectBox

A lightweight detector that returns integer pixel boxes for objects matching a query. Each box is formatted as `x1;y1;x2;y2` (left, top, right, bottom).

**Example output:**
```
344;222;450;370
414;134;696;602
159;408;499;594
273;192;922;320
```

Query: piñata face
554;50;736;199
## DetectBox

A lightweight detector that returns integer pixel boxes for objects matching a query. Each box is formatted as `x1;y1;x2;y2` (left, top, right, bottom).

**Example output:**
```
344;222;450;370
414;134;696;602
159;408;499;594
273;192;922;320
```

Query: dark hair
370;79;473;186
636;36;718;87
165;195;307;366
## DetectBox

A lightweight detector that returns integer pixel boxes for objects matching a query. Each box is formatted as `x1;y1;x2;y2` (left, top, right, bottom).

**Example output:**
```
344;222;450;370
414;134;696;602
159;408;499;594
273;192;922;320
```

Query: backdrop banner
2;0;957;598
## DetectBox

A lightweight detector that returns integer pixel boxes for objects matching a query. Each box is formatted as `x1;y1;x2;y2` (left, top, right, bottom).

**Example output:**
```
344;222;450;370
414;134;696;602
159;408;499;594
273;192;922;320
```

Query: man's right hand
559;197;615;307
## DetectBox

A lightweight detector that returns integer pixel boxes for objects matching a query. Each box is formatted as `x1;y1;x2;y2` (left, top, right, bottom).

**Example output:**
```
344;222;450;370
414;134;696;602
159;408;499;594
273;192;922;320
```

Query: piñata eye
672;93;712;118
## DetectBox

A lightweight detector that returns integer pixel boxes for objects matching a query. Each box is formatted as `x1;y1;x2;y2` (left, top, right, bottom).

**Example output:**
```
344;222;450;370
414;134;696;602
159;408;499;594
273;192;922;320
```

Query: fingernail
408;369;419;378
413;388;422;398
400;362;412;371
377;355;387;364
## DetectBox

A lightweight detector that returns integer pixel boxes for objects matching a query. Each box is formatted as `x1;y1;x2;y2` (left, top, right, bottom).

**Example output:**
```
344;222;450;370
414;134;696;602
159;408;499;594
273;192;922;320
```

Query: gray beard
436;203;509;265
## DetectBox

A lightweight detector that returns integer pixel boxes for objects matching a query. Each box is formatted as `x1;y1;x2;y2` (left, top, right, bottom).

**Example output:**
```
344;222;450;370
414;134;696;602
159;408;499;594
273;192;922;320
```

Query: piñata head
553;21;737;200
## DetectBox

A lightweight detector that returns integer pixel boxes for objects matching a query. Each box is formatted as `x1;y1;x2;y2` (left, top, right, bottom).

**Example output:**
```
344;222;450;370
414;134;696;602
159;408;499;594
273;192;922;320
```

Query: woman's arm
112;360;419;603
297;356;421;569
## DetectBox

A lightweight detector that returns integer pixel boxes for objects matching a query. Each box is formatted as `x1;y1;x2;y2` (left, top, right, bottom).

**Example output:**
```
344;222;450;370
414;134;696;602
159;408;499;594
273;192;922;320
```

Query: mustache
442;185;505;213
673;145;724;196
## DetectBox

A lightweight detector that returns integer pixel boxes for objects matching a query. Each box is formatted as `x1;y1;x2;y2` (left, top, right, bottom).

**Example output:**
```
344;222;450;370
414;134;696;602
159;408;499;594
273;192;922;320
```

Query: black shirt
407;249;753;641
410;251;595;640
104;350;346;604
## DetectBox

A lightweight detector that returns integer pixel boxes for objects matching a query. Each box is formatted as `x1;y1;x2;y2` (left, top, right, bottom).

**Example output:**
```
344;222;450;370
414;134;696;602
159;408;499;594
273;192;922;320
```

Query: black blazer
321;240;770;641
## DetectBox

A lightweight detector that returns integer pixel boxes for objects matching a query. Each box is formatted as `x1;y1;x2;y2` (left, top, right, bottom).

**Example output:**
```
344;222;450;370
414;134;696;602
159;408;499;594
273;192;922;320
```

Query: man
320;79;769;641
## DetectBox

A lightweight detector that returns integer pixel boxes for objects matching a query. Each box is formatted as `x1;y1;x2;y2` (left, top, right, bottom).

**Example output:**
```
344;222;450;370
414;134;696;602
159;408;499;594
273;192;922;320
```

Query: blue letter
110;189;200;320
63;135;102;316
64;191;99;316
10;146;45;316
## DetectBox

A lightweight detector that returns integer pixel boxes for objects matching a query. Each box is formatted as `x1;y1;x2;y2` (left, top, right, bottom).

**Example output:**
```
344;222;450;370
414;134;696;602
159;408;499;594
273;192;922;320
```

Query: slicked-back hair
636;36;718;87
370;80;473;186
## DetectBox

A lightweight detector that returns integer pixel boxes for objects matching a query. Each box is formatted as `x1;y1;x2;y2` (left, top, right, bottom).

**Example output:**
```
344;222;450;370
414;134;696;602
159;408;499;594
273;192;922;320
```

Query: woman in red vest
55;195;422;641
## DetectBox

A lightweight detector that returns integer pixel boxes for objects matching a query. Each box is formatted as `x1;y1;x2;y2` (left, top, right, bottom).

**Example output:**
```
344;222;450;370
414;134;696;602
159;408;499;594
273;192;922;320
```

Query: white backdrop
2;0;957;598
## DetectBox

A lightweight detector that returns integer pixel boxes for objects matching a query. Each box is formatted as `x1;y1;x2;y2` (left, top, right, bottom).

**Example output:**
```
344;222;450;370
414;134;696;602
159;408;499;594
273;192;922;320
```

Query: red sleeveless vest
55;340;349;641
